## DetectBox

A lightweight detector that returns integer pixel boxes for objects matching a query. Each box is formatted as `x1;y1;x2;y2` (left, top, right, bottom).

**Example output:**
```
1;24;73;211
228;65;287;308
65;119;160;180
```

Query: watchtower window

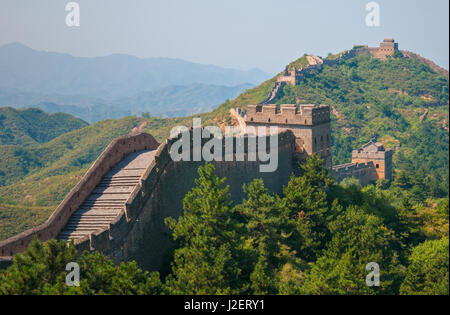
376;164;379;169
268;118;271;123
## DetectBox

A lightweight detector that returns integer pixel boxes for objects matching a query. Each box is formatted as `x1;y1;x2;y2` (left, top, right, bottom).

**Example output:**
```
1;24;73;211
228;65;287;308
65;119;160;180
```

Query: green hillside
213;53;450;199
0;107;88;146
0;50;448;241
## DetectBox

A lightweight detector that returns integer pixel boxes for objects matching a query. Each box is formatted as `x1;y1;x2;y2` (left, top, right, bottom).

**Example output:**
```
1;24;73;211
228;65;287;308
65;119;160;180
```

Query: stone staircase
57;150;156;241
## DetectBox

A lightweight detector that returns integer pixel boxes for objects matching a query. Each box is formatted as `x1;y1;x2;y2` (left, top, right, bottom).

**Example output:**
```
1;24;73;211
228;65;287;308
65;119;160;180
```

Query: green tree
283;155;335;260
236;179;291;294
0;239;161;295
400;238;449;295
302;207;404;294
164;163;242;294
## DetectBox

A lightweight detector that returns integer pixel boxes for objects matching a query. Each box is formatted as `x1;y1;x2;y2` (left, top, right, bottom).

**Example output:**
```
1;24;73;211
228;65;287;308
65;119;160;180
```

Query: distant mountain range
0;43;267;98
0;83;253;122
0;43;268;121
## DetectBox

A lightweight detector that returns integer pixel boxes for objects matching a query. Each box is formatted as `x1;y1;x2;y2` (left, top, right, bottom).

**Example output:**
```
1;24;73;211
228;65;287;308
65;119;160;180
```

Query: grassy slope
0;107;88;146
0;52;448;240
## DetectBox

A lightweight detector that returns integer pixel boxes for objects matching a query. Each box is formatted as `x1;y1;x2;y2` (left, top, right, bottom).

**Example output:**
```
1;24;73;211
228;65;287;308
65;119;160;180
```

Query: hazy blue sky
0;0;448;73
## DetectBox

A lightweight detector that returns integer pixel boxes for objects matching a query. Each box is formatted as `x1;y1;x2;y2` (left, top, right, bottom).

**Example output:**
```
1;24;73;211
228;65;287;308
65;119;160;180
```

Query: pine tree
164;163;243;294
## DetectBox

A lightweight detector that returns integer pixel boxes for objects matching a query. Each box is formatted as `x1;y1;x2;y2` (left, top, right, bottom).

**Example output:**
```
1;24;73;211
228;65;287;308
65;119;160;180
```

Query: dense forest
1;160;448;294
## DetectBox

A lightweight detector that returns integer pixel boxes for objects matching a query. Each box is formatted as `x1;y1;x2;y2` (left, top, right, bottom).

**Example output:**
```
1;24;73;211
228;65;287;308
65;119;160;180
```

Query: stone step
100;177;140;181
97;184;138;188
84;197;128;202
58;231;92;237
63;224;109;230
72;211;120;216
73;208;120;213
67;218;116;223
58;149;156;243
81;201;125;205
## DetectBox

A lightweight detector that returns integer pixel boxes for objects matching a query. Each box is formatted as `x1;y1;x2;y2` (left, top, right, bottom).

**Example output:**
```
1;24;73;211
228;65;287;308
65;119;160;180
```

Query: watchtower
351;139;393;180
245;104;332;168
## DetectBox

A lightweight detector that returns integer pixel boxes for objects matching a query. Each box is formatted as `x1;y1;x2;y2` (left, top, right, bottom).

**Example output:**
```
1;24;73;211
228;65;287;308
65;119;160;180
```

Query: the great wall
0;130;296;270
0;39;399;270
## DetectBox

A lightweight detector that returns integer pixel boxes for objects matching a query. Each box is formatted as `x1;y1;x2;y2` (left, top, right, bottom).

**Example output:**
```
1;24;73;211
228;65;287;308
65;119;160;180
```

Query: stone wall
331;162;377;186
246;104;330;126
352;149;393;181
353;39;399;60
0;133;160;259
245;104;332;167
121;131;295;271
63;130;296;271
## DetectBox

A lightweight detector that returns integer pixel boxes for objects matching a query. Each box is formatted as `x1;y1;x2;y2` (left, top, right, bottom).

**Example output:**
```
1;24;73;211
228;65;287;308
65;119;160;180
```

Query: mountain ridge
0;42;268;99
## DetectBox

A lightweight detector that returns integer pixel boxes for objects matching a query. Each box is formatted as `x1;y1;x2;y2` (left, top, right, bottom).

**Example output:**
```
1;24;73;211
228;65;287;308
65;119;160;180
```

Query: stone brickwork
331;162;377;186
0;130;295;271
116;130;295;271
351;140;393;181
354;38;399;60
0;133;160;260
332;139;393;184
245;104;332;168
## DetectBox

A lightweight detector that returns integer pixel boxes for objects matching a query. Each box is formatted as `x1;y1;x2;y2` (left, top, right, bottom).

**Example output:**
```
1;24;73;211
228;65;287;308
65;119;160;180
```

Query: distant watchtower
358;38;400;59
245;104;332;168
351;139;393;180
377;38;399;56
276;66;300;86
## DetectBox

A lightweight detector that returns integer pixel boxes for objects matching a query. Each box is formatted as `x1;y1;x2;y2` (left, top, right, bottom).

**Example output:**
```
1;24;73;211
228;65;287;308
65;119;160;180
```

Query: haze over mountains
0;43;268;121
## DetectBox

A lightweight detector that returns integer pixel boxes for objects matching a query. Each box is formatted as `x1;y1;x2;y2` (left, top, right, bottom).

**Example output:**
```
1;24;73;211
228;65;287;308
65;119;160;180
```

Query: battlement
351;139;393;181
352;140;393;160
245;104;330;126
332;161;374;172
245;104;332;168
354;38;399;60
331;161;377;186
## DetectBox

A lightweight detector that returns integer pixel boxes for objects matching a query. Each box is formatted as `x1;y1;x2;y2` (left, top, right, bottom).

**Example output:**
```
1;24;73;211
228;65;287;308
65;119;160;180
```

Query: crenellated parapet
353;38;399;60
245;104;332;168
331;138;394;185
246;104;330;126
331;162;377;186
